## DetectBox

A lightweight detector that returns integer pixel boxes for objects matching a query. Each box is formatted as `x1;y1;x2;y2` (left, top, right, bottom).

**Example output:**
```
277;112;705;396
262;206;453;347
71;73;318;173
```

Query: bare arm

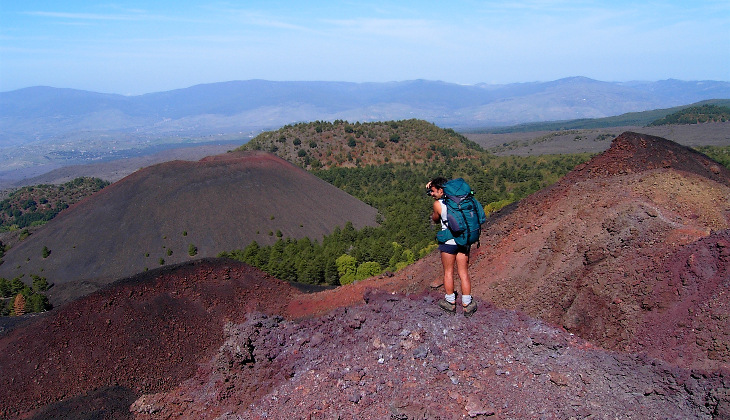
431;199;441;223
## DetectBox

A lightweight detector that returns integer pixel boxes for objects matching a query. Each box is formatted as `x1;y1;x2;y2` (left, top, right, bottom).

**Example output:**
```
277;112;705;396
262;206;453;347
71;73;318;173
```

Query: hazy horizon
1;1;728;95
7;76;730;97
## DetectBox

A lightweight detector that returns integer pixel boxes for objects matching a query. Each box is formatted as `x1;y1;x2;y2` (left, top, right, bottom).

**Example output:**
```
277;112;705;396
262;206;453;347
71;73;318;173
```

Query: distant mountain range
1;77;729;179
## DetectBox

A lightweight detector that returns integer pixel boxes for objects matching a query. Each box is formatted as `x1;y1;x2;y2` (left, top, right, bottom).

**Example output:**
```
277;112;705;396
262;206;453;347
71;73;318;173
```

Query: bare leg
456;251;470;298
440;251;456;295
456;253;471;295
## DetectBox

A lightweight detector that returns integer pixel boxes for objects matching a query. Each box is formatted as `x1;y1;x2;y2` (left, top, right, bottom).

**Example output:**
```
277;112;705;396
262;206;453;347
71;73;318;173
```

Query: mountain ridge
4;78;728;131
2;77;728;181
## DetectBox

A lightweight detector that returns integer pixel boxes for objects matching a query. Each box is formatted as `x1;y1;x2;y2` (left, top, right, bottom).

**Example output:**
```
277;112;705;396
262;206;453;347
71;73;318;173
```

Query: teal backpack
436;178;487;246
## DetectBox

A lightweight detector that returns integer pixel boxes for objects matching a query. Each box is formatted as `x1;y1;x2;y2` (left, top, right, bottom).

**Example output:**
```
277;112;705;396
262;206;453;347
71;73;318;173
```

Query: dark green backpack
436;178;487;246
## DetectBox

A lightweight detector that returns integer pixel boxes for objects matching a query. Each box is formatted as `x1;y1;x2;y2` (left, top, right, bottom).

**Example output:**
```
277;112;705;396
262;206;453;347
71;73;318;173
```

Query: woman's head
429;177;447;190
427;177;448;198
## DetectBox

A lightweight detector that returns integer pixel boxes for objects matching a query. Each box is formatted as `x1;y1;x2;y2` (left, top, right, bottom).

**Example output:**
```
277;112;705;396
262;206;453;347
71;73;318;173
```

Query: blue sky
1;1;728;95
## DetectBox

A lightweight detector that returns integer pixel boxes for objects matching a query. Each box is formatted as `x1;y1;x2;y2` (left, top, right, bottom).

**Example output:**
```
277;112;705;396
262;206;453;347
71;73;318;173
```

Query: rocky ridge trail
131;290;727;419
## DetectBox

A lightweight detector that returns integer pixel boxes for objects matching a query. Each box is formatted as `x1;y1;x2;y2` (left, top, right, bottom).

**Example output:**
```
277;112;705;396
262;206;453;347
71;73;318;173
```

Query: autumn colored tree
13;293;26;316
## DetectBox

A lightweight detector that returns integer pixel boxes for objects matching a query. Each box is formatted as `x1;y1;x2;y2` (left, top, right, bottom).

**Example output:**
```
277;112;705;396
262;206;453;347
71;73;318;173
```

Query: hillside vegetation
225;120;592;286
0;274;51;316
648;104;730;126
697;145;730;168
238;119;482;169
472;99;730;133
0;178;105;316
0;177;109;230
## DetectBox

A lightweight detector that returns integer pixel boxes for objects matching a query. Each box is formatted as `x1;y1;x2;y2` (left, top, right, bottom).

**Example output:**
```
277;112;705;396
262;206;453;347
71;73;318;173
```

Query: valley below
466;121;730;156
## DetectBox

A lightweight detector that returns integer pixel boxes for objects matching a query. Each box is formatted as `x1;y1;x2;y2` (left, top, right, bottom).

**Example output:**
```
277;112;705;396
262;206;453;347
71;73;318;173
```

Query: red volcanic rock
130;290;727;419
0;259;303;419
634;230;730;368
566;131;730;185
470;132;730;370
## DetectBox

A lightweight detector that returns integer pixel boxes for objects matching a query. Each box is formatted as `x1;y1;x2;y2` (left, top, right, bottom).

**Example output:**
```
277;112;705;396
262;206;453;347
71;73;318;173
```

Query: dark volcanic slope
0;150;377;306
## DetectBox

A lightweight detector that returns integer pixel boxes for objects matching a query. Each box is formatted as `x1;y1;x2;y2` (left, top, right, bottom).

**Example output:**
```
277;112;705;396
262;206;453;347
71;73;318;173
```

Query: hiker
427;177;478;317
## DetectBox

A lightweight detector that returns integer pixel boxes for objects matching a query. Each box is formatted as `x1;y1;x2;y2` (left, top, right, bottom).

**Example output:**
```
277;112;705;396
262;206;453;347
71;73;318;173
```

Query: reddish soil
0;259;301;419
472;132;730;371
1;132;729;419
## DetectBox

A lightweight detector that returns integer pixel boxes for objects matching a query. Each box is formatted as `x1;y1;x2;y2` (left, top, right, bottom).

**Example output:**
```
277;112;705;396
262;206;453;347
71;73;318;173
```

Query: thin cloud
324;17;439;40
200;6;313;32
24;11;143;21
22;9;201;24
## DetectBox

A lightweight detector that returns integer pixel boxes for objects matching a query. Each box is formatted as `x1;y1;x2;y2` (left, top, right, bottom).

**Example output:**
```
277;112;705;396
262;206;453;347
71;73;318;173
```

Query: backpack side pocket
436;229;454;243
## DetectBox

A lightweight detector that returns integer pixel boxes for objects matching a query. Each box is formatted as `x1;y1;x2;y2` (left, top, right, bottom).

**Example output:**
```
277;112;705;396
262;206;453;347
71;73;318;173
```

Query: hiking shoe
463;300;477;317
438;299;456;314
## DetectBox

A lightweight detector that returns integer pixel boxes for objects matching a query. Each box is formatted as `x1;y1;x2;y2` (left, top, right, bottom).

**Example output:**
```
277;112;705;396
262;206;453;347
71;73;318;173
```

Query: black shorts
438;243;471;255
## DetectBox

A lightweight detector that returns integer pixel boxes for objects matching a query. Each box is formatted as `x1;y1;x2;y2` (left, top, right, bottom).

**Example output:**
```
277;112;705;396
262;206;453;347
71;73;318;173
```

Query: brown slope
0;258;304;419
0;150;378;306
468;132;730;370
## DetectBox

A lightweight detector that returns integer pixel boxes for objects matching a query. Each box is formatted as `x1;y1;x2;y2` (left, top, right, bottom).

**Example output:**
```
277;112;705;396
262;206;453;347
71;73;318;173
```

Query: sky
1;1;728;95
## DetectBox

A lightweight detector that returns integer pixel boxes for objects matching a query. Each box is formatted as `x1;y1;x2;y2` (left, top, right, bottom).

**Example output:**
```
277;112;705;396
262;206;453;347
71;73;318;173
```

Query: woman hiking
426;177;477;317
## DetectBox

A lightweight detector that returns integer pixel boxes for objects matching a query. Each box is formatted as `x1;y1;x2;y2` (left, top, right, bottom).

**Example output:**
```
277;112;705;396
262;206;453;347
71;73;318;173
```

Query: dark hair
429;177;448;190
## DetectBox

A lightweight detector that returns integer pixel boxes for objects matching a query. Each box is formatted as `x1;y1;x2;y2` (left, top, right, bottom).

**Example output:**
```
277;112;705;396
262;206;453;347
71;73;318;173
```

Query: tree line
649;104;730;126
0;177;109;230
695;145;730;168
220;153;592;286
0;275;52;316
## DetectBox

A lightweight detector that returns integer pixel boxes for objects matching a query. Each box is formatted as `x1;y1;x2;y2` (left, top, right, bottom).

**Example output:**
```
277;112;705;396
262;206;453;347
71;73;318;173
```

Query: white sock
445;293;456;304
462;295;472;306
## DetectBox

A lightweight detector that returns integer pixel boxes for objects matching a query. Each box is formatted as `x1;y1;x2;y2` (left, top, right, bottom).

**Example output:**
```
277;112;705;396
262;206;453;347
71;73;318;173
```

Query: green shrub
355;261;382;281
